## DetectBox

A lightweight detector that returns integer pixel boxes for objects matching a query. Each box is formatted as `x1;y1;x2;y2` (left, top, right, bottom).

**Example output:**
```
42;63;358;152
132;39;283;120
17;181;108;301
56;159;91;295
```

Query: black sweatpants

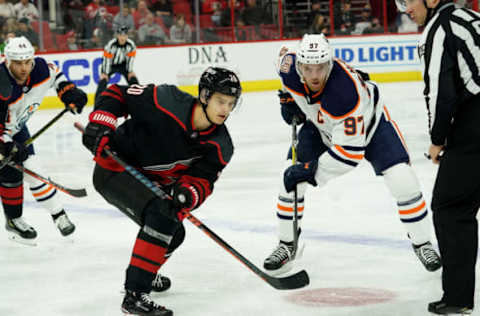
431;95;480;309
94;64;139;104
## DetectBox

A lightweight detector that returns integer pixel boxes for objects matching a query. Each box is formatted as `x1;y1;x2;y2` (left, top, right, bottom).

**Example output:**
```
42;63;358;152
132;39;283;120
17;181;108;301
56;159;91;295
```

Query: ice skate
121;290;173;316
5;216;37;246
428;300;472;315
413;241;442;272
263;241;305;276
151;274;171;292
52;210;75;236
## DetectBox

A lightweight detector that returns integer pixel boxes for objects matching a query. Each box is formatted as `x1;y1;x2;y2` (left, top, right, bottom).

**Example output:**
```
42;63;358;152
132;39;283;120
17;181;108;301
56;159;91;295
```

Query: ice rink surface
1;81;478;316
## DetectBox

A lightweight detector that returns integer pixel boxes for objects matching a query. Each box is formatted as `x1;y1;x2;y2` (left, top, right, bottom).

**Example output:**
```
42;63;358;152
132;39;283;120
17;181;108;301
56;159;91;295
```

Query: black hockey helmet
198;67;242;109
116;25;130;35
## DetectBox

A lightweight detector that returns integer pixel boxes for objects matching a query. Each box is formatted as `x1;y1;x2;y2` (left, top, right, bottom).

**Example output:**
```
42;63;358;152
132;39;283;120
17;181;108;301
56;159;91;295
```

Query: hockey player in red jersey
82;67;241;315
0;36;87;245
263;34;441;276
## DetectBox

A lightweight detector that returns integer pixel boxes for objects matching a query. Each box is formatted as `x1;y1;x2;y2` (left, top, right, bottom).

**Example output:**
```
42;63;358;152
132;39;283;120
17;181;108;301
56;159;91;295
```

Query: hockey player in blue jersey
0;36;87;245
263;34;442;275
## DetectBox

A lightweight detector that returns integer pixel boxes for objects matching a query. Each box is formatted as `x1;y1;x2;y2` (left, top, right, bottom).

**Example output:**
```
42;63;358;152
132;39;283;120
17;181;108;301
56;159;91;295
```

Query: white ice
1;81;477;316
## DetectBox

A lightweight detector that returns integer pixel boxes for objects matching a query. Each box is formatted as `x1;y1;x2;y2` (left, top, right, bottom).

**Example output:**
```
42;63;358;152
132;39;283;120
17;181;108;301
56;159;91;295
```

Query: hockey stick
0;108;70;169
74;122;309;290
8;163;87;198
291;117;299;259
24;108;70;146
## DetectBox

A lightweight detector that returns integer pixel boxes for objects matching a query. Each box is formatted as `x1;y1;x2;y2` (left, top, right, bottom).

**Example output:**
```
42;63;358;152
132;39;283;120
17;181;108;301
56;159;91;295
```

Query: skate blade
7;233;37;246
265;243;306;276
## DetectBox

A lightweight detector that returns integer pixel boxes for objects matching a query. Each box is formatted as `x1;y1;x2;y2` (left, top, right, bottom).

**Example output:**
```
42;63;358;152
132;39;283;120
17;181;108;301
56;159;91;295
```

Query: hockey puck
285;287;396;307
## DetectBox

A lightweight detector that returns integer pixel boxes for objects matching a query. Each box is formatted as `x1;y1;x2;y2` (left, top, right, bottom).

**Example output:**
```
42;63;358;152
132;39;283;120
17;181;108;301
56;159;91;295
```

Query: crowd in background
0;0;475;52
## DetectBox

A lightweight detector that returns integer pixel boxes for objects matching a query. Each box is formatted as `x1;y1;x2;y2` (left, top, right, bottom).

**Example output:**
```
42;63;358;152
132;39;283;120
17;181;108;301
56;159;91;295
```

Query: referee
397;0;480;314
94;25;139;103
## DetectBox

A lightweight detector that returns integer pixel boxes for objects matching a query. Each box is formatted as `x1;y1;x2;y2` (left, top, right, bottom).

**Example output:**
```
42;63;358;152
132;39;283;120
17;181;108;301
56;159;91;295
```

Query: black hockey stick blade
263;269;310;290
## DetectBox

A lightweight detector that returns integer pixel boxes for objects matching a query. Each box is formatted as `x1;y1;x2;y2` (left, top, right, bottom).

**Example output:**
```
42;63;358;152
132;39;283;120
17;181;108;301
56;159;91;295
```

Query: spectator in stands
84;0;105;38
65;30;80;50
202;0;226;15
241;0;266;27
306;1;323;29
219;0;243;27
309;13;329;36
353;7;372;35
235;17;247;41
132;0;152;29
62;0;84;36
138;12;167;45
114;5;135;35
336;23;350;36
84;27;103;48
211;1;222;26
151;0;173;28
334;0;355;33
363;17;383;34
169;13;191;44
14;0;38;23
0;0;16;22
15;17;38;48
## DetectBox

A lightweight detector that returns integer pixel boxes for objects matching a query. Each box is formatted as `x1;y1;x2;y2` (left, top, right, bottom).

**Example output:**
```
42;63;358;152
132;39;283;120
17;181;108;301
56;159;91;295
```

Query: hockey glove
172;182;199;215
57;81;87;114
284;160;318;192
82;111;117;157
278;90;306;125
0;141;29;163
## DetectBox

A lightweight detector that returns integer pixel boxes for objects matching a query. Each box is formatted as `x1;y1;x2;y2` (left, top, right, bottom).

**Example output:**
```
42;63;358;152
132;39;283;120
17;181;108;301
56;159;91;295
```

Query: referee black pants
431;95;480;309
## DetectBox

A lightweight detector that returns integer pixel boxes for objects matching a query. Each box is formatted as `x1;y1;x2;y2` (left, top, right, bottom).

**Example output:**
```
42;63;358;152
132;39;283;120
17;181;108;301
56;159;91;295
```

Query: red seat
173;2;192;23
199;14;213;28
31;21;56;51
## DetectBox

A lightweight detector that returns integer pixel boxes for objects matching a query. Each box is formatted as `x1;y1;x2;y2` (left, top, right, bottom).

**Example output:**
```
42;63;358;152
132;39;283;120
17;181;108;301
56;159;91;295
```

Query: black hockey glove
57;81;87;114
0;141;29;163
172;182;199;212
284;160;318;192
278;90;306;125
82;111;117;157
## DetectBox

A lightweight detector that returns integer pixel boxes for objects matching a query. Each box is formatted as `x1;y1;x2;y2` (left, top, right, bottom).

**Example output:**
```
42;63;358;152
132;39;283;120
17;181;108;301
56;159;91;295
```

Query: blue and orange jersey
0;57;69;141
276;49;384;180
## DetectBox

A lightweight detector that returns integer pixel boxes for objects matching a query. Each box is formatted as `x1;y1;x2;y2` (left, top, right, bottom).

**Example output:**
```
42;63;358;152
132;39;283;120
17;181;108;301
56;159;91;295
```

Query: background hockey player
0;36;87;245
94;25;138;103
263;34;441;276
397;0;480;314
82;67;241;315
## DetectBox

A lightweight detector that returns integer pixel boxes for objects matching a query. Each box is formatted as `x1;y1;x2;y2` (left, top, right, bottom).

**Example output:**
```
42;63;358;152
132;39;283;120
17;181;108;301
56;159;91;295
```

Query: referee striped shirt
419;3;480;145
101;38;137;75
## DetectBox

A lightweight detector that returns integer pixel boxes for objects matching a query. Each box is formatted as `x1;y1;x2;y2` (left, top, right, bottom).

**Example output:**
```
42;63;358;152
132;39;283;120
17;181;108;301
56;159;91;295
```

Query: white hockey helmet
4;36;34;63
295;33;334;80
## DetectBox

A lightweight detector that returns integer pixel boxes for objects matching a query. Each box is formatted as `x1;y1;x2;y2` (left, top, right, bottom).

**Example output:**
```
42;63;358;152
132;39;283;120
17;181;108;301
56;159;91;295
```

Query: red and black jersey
95;83;234;206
